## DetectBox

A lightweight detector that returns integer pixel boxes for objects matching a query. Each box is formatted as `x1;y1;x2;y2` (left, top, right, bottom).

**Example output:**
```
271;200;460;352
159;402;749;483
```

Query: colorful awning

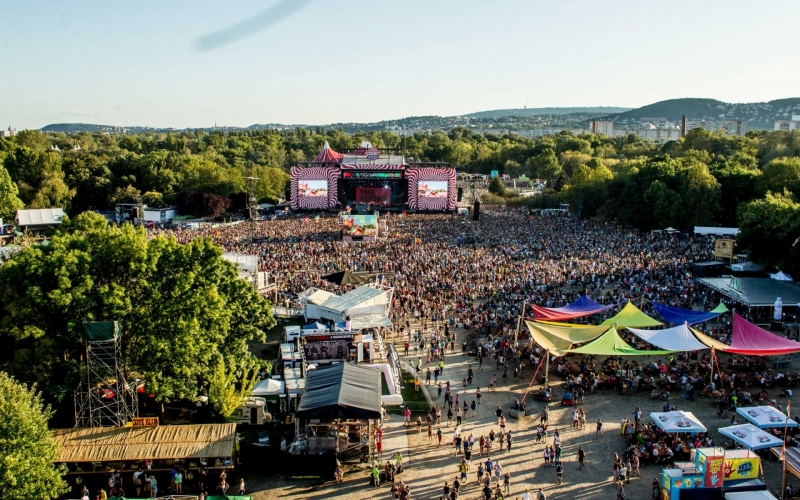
567;327;677;356
531;294;615;321
599;302;662;328
650;301;726;325
724;313;800;355
525;321;609;355
627;324;710;351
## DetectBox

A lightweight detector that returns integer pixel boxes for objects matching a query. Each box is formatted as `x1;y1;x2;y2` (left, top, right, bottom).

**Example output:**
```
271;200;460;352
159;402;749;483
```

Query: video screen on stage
342;214;378;237
418;180;448;198
298;180;328;197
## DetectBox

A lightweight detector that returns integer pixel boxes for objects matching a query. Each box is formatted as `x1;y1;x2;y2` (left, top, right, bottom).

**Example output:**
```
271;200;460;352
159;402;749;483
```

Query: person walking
595;419;603;438
506;431;512;451
555;461;563;485
577;446;585;470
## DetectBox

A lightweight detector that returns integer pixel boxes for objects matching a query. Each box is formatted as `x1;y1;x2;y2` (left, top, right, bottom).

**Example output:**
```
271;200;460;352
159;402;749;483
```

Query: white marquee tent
627;323;709;351
736;406;798;429
718;423;784;450
650;411;707;433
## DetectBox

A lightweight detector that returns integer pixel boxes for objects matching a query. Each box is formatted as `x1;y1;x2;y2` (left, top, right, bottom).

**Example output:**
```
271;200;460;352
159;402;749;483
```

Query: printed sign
705;456;724;487
132;417;159;427
723;457;759;481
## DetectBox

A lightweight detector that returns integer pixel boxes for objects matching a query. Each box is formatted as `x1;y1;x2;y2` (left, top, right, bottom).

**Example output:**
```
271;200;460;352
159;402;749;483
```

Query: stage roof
698;277;800;307
320;286;387;313
52;423;236;463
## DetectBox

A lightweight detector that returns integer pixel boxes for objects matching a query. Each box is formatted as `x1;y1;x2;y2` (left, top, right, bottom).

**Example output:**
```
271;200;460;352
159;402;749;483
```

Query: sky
1;0;799;130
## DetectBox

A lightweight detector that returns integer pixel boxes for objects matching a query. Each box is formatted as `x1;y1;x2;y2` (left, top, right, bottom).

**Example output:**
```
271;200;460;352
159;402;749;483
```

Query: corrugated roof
320;286;387;313
16;208;65;226
52;423;236;463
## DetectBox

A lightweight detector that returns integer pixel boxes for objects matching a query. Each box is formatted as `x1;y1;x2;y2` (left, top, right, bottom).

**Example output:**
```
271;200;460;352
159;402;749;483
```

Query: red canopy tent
530;294;616;321
313;141;344;163
724;313;800;355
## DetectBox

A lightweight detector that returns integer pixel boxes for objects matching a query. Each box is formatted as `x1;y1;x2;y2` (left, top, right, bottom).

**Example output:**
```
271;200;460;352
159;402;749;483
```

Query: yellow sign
132;417;159;427
715;239;734;259
723;457;759;481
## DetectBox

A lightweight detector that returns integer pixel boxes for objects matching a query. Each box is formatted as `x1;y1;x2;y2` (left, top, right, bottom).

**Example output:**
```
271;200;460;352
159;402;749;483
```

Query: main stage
290;141;456;213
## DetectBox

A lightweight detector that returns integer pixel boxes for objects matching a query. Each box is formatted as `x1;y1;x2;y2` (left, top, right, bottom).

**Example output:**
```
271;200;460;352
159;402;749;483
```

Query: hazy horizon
2;0;799;130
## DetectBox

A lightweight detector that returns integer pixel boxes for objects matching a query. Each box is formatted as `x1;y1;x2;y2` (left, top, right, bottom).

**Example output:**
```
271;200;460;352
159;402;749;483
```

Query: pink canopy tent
531;294;616;321
313;141;344;163
725;313;800;355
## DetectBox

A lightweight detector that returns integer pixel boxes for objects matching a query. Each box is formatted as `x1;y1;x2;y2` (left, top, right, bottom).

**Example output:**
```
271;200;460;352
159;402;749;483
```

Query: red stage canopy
724;313;800;355
313;141;344;163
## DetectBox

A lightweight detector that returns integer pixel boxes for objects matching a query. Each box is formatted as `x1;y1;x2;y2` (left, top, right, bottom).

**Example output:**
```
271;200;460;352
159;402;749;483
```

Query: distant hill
463;107;632;119
603;97;800;129
41;123;116;133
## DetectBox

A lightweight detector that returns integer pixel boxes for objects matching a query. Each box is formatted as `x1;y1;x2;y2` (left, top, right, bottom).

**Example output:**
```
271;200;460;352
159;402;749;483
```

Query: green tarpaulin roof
84;321;120;340
599;302;662;328
567;327;678;356
710;302;729;313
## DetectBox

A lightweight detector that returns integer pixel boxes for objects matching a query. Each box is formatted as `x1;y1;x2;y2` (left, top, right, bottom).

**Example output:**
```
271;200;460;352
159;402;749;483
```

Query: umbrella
321;270;366;286
649;411;707;433
736;406;798;429
718;423;783;450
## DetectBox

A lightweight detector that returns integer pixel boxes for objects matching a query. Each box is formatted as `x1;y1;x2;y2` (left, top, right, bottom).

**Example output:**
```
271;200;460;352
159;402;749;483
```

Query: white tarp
222;253;258;273
770;271;793;282
627;324;710;351
694;226;739;236
736;406;798;429
718;423;783;450
16;208;65;226
251;378;284;396
650;411;707;433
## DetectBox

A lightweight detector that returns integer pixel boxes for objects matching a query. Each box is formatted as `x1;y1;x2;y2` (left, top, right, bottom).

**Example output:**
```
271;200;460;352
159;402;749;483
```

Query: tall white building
0;126;17;138
775;120;800;131
719;120;747;136
590;121;614;137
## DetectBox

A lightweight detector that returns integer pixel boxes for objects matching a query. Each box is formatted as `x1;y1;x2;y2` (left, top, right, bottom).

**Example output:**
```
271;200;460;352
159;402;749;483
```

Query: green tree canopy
0;212;276;403
0;372;67;500
738;191;800;276
0;165;24;221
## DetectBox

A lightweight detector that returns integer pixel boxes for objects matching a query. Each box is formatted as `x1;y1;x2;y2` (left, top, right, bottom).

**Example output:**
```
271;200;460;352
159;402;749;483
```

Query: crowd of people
146;208;800;499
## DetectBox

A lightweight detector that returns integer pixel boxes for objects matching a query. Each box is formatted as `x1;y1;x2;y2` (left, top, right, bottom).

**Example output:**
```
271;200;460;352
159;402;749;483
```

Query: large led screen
418;181;448;198
298;180;328;197
341;214;378;237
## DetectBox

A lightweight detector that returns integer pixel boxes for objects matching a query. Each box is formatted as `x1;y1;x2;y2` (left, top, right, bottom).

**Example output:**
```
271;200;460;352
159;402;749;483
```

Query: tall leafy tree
0;372;67;500
738;191;800;276
0;165;24;221
0;212;276;403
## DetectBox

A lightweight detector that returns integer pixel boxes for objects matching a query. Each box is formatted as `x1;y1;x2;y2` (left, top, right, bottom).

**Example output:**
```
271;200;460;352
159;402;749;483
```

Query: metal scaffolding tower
74;321;137;427
244;176;260;237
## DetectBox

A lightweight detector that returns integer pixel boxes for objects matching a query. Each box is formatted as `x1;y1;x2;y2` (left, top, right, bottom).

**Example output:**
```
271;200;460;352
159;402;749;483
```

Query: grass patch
387;370;431;416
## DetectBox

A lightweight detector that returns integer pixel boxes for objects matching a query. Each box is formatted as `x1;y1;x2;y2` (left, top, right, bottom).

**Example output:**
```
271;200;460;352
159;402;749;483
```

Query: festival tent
251;378;285;401
567;327;678;356
649;411;707;433
736;406;798;429
530;294;615;321
724;313;800;355
650;301;727;325
525;322;610;355
303;321;328;331
527;322;611;342
535;320;594;328
599;302;663;328
627;323;711;351
313;141;344;163
690;328;732;351
710;302;730;313
770;271;793;281
718;423;783;451
321;270;367;286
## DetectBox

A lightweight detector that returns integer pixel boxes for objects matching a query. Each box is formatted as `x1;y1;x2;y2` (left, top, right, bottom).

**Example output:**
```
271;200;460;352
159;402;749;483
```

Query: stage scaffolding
74;321;138;428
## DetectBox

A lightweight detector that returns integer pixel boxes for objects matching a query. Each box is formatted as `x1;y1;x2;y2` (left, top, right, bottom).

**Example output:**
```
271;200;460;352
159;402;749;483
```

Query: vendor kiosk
661;447;764;500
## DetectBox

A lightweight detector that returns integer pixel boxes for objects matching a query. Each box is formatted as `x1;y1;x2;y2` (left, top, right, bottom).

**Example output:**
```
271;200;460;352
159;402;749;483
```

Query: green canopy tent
710;302;729;313
599;302;662;328
567;327;678;356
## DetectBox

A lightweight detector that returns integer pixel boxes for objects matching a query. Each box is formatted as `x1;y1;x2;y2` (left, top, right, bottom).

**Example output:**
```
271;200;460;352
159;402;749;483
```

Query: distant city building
685;119;708;133
0;126;17;138
590;120;614;136
719;120;747;136
775;120;800;131
617;127;680;142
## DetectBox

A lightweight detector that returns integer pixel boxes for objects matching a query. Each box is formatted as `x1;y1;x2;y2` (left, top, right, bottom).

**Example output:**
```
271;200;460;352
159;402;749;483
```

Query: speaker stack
472;200;480;221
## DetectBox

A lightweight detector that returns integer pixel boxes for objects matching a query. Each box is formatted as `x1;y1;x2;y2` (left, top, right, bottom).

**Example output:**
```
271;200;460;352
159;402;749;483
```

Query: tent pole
515;302;526;346
544;349;550;388
710;347;715;392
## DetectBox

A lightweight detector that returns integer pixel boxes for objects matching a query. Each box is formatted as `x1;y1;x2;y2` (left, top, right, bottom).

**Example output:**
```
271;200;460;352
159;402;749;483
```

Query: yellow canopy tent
599;302;662;328
528;321;610;342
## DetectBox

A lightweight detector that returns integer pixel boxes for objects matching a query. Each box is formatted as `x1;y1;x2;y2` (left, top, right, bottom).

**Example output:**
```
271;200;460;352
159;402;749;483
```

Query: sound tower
473;200;480;221
457;187;463;202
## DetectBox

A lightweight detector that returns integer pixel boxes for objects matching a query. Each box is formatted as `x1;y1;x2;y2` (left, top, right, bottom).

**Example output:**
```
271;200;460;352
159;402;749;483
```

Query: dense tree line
2;127;800;271
0;212;276;419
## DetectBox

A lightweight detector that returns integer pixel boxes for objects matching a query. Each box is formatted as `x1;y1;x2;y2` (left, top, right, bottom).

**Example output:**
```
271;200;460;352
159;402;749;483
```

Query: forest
2;127;800;273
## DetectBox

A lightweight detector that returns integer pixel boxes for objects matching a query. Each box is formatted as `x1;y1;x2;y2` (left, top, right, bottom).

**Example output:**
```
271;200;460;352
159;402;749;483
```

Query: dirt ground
247;324;795;500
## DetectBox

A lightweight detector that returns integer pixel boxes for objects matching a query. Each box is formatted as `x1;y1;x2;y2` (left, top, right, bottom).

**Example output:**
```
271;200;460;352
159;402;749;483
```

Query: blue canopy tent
303;322;327;330
650;301;727;325
531;294;616;321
